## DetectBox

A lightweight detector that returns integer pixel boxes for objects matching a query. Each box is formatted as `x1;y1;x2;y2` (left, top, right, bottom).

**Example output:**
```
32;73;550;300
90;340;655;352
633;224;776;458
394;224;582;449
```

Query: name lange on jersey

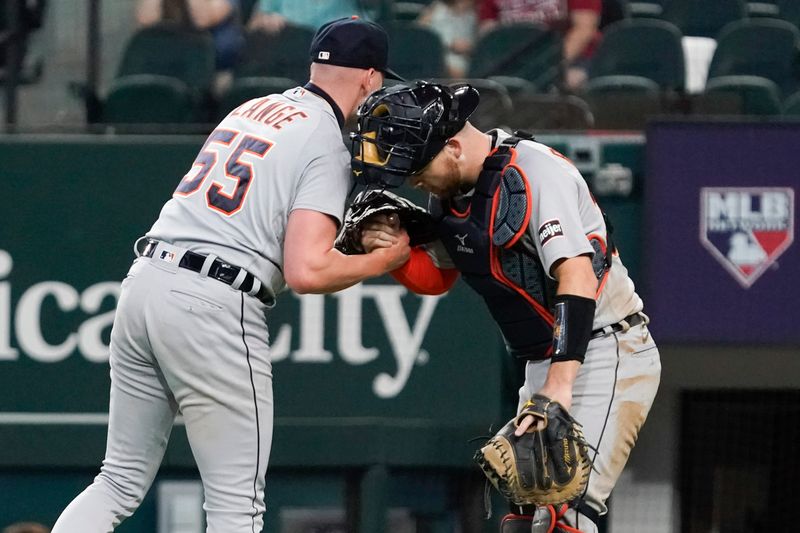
229;97;309;130
538;219;563;244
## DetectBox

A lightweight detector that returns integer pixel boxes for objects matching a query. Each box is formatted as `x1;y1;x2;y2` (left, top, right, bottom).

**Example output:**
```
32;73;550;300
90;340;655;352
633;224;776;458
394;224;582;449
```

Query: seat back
589;19;685;91
661;0;746;38
782;88;800;115
116;22;215;93
777;0;800;29
584;76;663;129
103;74;196;124
707;18;800;95
503;93;594;130
235;25;315;82
386;23;446;79
468;23;563;92
700;75;782;115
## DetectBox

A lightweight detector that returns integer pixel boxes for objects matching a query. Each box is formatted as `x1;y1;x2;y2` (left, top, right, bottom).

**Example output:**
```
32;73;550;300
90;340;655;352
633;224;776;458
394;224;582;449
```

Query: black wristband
551;294;596;363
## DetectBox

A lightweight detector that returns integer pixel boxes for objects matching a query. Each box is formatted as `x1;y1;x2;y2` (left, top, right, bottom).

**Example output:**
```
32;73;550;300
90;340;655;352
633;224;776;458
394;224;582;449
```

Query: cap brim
382;67;405;81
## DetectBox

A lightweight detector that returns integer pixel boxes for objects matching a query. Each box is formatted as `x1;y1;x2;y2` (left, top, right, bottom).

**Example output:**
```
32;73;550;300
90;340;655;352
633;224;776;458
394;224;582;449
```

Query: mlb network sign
700;187;795;288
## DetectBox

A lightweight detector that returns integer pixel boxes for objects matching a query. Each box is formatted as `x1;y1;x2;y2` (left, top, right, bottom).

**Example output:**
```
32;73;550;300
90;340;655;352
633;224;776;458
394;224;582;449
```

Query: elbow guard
551;294;596;363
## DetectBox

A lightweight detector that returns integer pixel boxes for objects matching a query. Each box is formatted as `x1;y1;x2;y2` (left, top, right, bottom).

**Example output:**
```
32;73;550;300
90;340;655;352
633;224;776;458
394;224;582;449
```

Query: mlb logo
700;187;794;288
317;51;330;60
159;250;176;263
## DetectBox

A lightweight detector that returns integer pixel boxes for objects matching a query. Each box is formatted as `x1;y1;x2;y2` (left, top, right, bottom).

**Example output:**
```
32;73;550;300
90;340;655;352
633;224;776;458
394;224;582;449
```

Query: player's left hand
515;385;573;436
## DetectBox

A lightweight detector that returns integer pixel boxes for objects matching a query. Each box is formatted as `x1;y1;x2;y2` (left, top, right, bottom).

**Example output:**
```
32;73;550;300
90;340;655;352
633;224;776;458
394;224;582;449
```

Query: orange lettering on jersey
260;105;294;126
253;101;285;122
272;111;309;129
240;98;273;119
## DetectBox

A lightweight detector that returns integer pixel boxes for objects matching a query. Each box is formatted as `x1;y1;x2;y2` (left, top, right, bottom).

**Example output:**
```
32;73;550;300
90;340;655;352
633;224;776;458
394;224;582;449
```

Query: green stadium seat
392;2;429;21
116;22;215;94
628;0;664;17
747;1;780;18
588;19;685;91
661;0;747;38
699;75;782;115
235;25;315;82
484;75;538;95
103;74;196;124
583;75;663;130
385;23;446;79
217;76;298;120
503;92;594;131
781;88;800;114
95;22;216;126
707;18;800;96
468;23;563;92
777;0;800;29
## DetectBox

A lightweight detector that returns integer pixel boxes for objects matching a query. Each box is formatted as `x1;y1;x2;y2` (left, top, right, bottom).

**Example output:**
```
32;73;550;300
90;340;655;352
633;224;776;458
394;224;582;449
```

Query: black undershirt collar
304;82;345;129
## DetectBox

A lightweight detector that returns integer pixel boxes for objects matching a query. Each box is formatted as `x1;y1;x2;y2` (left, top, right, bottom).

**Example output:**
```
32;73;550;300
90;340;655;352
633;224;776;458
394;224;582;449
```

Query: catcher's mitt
474;394;591;507
335;189;437;255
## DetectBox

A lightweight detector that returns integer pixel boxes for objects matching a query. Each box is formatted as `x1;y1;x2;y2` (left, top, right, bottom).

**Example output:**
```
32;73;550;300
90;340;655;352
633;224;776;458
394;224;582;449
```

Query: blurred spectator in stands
248;0;369;34
0;0;47;81
2;522;50;533
136;0;244;70
417;0;478;78
600;0;627;29
478;0;601;91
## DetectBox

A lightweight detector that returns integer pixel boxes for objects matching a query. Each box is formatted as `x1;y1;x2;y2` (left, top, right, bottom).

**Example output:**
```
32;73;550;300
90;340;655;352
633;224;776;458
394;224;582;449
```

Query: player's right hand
372;228;411;271
360;213;403;253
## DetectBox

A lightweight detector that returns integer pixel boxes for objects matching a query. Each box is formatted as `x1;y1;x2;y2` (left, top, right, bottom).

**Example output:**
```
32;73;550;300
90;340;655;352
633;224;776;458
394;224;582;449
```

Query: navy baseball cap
310;16;404;80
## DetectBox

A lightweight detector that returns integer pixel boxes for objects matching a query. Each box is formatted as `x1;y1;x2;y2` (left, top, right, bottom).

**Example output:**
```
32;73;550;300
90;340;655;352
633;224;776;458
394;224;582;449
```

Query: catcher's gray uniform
426;131;661;531
52;86;350;533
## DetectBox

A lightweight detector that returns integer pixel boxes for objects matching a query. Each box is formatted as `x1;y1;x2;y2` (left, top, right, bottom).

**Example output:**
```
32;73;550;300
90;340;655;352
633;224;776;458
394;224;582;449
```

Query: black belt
141;240;270;302
591;312;645;338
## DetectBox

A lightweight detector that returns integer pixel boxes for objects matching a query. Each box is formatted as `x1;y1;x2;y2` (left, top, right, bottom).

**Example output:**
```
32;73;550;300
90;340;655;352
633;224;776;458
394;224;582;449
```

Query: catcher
340;82;661;533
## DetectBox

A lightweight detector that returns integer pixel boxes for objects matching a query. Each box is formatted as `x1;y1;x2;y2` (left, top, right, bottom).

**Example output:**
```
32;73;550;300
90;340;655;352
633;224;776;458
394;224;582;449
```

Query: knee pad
501;505;591;533
500;513;534;533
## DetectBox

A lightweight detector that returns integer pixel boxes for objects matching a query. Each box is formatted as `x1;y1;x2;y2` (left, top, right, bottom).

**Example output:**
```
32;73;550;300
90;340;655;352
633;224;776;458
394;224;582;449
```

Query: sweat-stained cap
309;16;404;80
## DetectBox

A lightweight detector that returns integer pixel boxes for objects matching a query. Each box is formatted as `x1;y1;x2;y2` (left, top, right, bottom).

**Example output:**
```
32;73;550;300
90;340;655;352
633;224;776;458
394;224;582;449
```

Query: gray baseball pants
52;247;273;533
519;317;661;533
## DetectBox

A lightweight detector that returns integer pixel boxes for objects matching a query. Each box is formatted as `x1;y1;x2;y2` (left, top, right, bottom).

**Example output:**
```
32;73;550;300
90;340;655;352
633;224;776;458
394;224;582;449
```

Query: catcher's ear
444;138;463;160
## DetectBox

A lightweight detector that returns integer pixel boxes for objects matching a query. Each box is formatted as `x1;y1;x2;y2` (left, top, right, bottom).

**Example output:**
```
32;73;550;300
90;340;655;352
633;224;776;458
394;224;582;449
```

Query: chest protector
430;135;611;360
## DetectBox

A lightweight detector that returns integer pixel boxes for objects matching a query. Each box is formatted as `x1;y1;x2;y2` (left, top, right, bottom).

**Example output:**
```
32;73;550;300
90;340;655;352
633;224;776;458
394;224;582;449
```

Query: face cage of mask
351;111;441;175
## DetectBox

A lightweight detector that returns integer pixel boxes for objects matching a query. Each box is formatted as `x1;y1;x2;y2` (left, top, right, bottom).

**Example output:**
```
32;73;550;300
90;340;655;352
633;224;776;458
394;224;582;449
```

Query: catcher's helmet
350;81;480;188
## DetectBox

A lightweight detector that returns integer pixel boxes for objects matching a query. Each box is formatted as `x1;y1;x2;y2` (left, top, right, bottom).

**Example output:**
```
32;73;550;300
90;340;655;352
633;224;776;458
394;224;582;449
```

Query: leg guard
500;513;533;533
501;504;595;533
501;505;557;533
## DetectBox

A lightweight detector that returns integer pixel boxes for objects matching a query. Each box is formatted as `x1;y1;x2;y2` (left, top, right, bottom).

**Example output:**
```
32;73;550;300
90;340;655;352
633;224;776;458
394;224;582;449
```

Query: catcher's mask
350;81;480;188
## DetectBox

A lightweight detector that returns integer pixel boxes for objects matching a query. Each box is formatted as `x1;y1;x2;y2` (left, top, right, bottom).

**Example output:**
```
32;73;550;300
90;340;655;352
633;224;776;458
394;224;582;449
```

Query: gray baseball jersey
51;86;352;533
425;130;643;330
422;129;659;530
148;86;351;304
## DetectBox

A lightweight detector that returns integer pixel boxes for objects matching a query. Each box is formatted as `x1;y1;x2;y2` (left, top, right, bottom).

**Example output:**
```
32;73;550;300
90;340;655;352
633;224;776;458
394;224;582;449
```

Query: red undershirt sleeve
390;247;459;295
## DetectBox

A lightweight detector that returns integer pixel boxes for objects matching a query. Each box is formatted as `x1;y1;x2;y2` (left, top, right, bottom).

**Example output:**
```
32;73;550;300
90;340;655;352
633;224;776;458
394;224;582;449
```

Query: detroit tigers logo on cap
700;187;794;288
